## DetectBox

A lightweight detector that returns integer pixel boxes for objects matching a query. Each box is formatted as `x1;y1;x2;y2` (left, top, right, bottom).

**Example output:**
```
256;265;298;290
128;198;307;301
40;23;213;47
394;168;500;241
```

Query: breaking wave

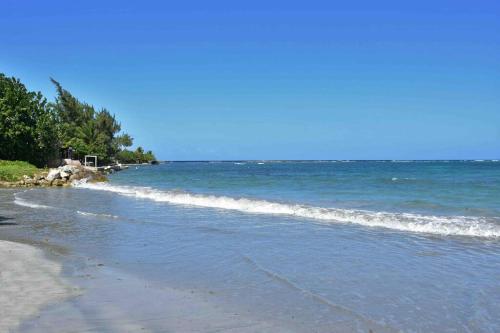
74;182;500;238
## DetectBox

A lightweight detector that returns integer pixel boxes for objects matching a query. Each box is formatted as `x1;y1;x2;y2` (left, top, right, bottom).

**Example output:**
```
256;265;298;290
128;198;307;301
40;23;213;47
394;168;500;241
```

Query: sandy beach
21;265;292;333
0;241;290;333
0;189;292;332
0;240;75;332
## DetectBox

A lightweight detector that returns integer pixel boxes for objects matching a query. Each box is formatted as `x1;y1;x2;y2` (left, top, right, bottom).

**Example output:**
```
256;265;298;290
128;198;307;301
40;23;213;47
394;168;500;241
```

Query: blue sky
1;0;499;160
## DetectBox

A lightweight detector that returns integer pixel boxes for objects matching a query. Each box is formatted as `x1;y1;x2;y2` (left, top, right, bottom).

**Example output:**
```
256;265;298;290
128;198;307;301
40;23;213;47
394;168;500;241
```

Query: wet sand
20;265;292;333
0;240;75;332
0;240;292;332
0;189;292;332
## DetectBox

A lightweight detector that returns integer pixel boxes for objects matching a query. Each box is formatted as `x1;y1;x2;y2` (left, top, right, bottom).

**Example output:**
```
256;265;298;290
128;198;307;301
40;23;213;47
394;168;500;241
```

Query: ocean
6;160;500;332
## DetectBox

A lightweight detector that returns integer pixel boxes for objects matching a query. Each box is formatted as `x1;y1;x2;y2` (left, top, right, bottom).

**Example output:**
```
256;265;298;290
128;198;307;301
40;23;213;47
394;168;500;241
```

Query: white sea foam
74;183;500;238
13;194;53;209
76;211;119;219
391;177;416;182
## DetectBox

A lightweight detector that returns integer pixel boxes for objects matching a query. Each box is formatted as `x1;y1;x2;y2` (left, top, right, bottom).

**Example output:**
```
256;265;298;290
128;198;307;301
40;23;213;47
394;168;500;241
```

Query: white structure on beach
84;155;98;169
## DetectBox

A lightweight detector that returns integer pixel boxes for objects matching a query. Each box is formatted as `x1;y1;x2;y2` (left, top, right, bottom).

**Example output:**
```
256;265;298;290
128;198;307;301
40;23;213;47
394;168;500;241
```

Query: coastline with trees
0;72;156;182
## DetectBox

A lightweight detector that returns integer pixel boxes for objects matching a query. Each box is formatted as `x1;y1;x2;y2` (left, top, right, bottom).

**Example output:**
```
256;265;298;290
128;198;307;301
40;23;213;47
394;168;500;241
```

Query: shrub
0;160;40;182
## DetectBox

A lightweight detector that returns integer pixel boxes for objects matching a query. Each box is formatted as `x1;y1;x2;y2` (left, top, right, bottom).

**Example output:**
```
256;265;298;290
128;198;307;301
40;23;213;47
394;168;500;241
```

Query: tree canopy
0;73;155;167
0;74;59;166
115;147;156;164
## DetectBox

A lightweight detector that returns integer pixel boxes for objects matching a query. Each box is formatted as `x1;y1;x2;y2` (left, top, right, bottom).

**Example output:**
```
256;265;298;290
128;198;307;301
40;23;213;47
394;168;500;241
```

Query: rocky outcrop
1;165;107;188
46;169;60;181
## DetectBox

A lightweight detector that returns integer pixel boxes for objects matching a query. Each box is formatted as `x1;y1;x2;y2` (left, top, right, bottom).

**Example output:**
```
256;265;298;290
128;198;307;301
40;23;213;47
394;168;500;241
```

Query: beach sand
0;240;75;332
0;188;292;332
0;188;393;333
19;264;292;332
0;239;289;333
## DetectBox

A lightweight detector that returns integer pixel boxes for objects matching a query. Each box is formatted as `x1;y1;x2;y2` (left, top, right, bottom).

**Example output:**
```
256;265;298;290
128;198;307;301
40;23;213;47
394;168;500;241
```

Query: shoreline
0;239;76;332
1;187;393;332
0;240;290;332
19;264;293;332
0;164;108;189
0;189;294;332
2;159;500;332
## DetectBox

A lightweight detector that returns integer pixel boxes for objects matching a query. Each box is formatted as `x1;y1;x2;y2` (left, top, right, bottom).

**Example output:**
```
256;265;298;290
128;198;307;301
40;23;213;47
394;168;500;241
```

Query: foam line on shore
77;210;119;219
75;182;500;238
14;193;54;209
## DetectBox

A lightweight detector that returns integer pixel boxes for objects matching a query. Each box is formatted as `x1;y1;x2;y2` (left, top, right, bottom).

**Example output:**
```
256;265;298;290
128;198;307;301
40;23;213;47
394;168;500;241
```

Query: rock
52;179;64;186
89;172;108;183
46;169;61;181
63;159;82;167
69;174;78;182
60;170;70;178
61;165;75;173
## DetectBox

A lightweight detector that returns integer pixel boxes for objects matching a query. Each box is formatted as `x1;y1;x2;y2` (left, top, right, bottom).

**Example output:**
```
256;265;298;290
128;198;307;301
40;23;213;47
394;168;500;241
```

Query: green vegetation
0;74;59;167
115;147;156;164
0;160;40;182
0;73;155;167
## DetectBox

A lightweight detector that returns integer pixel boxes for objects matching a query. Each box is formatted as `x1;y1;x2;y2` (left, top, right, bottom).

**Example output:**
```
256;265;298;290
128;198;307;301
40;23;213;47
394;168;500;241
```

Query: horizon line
158;159;500;163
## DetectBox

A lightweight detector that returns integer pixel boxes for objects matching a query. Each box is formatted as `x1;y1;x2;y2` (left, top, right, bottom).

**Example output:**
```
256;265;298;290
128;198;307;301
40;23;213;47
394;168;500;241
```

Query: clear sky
1;0;499;160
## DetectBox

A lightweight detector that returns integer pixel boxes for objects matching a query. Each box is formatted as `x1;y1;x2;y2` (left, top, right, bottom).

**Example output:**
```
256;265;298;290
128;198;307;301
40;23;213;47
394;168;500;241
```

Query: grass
0;160;40;182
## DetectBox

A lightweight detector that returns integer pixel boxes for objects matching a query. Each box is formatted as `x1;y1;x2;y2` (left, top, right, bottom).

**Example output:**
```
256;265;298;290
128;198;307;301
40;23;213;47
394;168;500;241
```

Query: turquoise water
10;160;500;332
95;160;500;237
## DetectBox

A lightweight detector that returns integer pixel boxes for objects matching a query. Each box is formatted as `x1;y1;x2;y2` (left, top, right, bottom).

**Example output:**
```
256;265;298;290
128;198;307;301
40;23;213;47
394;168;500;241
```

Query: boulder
46;169;61;181
60;170;70;178
61;165;76;173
